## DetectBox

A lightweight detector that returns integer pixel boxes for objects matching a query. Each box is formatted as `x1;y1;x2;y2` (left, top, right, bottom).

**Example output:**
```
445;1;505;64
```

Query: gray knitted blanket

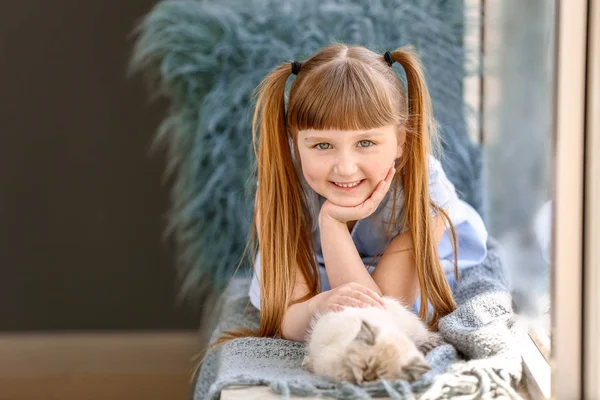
194;239;524;399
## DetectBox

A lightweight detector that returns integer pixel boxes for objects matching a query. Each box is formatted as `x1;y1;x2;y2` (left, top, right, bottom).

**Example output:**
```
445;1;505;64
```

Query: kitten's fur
302;297;443;384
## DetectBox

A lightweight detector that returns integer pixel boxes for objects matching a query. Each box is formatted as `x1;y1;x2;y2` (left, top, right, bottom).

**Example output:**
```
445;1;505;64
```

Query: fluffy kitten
302;297;443;384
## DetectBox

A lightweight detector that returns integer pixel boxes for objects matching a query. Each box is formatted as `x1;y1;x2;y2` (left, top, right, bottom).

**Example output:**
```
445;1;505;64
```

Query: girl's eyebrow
303;132;386;143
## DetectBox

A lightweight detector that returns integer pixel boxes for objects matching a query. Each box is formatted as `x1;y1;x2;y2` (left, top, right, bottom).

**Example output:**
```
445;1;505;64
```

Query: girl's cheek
303;165;323;181
302;169;322;187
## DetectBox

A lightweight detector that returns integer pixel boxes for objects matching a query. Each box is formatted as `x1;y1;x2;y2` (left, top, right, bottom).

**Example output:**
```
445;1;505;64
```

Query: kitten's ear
355;320;378;346
405;357;431;381
302;355;314;372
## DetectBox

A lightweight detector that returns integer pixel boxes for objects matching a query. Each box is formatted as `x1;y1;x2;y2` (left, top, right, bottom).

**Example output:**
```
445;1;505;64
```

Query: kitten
302;297;443;384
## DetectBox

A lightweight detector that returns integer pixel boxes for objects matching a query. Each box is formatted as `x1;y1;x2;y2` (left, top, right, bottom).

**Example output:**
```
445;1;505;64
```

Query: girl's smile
330;179;365;190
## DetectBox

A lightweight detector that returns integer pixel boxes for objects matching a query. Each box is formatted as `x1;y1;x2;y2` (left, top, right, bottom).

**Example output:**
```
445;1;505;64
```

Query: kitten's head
343;320;431;384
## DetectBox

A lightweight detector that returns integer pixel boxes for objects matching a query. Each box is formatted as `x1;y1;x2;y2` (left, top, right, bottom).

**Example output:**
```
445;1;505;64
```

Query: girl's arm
280;214;397;341
280;214;385;340
280;278;386;341
257;196;383;342
280;283;316;342
319;213;383;295
371;210;448;306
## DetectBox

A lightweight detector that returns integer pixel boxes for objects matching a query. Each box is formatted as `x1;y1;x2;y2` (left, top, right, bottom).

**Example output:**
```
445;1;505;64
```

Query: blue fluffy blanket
131;0;483;299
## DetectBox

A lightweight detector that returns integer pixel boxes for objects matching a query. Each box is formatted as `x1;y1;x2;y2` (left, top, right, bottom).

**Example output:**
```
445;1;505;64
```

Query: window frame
477;0;593;398
549;0;589;398
583;0;600;398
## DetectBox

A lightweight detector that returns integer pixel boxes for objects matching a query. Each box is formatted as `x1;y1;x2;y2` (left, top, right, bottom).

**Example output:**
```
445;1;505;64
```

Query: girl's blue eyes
314;140;375;150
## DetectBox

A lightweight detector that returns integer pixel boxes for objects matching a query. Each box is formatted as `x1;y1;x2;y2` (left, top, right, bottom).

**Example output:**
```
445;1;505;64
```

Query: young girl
243;43;487;342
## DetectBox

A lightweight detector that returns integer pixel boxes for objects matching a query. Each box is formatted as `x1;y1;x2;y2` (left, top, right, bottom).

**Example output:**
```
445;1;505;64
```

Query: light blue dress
248;155;488;315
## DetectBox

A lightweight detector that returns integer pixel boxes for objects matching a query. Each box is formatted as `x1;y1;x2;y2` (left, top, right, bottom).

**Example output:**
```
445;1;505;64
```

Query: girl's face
297;124;403;208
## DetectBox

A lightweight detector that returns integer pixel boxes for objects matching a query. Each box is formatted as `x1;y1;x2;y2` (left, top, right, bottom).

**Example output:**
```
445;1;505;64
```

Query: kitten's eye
315;143;331;150
358;140;374;148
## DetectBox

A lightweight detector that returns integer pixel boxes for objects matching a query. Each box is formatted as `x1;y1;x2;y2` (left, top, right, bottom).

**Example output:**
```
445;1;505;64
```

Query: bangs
288;60;401;132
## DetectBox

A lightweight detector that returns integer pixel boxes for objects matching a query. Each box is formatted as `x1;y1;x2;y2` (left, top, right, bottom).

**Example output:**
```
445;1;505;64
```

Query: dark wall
0;1;196;330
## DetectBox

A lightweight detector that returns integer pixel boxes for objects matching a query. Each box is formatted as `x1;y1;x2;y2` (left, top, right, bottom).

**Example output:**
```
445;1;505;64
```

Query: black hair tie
384;51;395;67
291;61;303;75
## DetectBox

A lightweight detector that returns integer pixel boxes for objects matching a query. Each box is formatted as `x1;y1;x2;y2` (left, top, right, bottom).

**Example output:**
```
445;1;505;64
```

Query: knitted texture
195;239;523;399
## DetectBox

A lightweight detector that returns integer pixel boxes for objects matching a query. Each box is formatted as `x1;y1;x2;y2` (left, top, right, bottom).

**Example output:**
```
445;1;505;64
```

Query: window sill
520;331;551;400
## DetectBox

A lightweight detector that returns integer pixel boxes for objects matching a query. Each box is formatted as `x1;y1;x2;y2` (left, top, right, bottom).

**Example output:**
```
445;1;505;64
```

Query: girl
243;44;487;342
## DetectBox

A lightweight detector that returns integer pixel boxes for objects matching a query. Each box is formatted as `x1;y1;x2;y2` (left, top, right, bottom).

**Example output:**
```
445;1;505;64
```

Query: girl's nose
333;156;358;178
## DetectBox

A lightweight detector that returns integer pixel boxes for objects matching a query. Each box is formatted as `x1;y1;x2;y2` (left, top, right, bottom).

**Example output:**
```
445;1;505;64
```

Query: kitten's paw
418;332;444;354
302;355;314;372
405;356;431;381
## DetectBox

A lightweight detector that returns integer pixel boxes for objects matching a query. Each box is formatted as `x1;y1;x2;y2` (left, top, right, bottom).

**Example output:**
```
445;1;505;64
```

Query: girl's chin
325;193;368;208
333;200;364;208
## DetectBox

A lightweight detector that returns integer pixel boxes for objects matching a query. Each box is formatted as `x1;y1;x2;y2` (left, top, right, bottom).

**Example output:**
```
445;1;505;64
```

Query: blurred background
0;0;198;332
0;1;199;399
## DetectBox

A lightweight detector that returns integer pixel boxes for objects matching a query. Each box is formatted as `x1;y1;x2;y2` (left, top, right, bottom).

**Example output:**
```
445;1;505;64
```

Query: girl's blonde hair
212;43;458;350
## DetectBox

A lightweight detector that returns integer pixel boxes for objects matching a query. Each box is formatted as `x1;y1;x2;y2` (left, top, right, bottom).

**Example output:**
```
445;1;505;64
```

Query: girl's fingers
385;163;396;185
372;164;396;199
365;172;394;209
338;294;383;310
329;304;345;313
352;285;386;307
339;296;368;308
351;291;385;309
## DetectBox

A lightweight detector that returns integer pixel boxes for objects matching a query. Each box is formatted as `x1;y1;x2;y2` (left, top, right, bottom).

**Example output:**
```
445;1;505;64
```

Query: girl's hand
309;282;386;315
320;163;396;224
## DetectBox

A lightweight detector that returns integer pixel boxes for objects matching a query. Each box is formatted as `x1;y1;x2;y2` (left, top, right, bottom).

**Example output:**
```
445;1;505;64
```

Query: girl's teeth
335;180;361;188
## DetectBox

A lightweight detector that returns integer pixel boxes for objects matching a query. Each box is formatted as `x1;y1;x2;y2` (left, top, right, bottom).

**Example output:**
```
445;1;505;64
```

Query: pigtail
392;46;458;329
248;63;320;338
194;62;321;362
